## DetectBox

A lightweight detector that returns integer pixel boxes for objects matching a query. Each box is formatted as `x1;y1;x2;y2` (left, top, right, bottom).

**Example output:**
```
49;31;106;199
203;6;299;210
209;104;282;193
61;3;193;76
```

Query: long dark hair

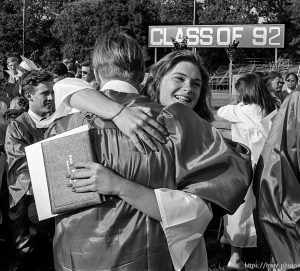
235;73;277;115
143;50;214;122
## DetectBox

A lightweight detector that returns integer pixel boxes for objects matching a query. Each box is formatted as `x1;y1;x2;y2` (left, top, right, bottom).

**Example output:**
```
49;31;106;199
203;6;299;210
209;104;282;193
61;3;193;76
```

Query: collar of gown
101;80;138;94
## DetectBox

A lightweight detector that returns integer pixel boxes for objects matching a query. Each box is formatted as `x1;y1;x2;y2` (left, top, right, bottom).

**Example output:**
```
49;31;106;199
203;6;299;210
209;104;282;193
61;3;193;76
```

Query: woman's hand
68;161;162;221
113;106;168;154
69;161;124;195
68;88;168;154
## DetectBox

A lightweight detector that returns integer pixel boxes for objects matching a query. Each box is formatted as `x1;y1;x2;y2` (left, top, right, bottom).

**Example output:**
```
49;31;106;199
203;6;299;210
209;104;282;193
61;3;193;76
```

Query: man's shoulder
48;112;86;136
163;102;205;121
161;103;211;133
105;90;151;106
8;111;30;130
14;111;29;122
278;90;289;97
6;112;33;142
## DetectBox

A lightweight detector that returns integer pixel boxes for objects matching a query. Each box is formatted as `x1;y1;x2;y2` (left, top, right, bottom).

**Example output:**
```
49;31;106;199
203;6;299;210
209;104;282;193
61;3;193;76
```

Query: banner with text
148;25;285;48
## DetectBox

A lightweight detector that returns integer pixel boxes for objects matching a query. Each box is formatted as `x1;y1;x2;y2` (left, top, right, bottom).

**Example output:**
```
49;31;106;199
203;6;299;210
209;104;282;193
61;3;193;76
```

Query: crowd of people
0;32;299;271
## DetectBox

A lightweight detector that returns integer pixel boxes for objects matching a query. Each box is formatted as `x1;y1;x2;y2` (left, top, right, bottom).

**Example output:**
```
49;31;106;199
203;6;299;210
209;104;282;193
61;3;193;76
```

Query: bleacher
210;57;300;138
210;57;300;109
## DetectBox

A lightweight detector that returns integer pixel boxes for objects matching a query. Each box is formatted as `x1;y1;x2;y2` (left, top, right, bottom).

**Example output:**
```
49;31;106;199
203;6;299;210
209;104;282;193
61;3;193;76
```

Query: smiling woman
143;50;214;122
159;61;202;108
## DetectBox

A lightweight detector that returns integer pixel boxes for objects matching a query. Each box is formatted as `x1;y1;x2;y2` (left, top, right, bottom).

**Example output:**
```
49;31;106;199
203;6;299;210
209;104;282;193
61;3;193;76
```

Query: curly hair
143;50;213;122
21;70;53;95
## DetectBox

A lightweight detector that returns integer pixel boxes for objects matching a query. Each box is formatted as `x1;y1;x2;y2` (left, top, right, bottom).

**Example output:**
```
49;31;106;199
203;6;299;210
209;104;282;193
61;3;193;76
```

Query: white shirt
28;109;48;125
101;80;139;94
39;78;213;270
217;102;275;165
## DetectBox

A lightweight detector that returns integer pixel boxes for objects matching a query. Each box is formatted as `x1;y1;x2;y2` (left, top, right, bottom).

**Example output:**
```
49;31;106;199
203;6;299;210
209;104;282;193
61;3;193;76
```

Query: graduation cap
19;56;41;71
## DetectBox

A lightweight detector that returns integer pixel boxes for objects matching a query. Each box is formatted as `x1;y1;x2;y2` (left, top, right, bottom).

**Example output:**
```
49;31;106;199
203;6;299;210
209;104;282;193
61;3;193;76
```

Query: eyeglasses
286;79;296;82
81;71;88;75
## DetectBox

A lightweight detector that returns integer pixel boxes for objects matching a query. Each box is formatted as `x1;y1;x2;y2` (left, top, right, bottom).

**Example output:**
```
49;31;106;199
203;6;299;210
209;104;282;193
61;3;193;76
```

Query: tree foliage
195;0;298;69
198;0;259;25
287;1;300;58
155;0;195;25
0;1;23;57
51;0;158;63
0;0;76;65
1;0;300;69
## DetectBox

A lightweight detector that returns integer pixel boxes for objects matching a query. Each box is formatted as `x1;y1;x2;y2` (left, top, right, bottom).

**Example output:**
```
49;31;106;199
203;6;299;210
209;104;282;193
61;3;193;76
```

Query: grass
208;93;270;270
211;92;231;109
206;236;269;271
205;202;272;271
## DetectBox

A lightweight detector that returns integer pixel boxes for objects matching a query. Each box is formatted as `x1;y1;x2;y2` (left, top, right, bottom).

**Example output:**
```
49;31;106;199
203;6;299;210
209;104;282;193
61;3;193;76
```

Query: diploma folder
26;125;102;220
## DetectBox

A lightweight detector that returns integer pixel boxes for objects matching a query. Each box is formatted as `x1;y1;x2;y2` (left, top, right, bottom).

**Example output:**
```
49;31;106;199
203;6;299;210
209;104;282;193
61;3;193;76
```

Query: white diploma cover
25;125;90;220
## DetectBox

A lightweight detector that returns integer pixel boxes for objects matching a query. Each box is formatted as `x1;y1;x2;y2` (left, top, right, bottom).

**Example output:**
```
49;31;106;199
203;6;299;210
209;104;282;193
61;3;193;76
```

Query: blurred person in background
11;56;42;96
4;57;21;97
62;58;73;70
66;62;77;78
5;57;19;84
80;61;99;89
51;62;69;84
266;71;284;98
217;73;278;270
278;72;299;102
80;61;93;82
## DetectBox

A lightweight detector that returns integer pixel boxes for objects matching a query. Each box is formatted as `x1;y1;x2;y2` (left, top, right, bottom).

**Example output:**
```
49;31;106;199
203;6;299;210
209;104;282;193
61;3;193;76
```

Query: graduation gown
278;90;290;102
48;91;252;271
5;112;46;209
5;112;54;270
254;91;300;267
